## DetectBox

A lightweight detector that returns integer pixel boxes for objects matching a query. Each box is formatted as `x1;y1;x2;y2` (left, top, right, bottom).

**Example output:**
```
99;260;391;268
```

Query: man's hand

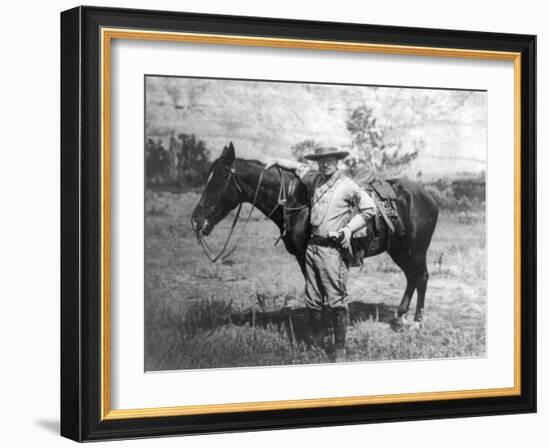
338;226;352;249
329;227;352;249
264;158;302;172
264;158;278;171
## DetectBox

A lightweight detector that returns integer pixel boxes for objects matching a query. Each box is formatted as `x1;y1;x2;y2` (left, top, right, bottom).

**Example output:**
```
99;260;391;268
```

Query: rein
194;164;307;263
194;165;266;263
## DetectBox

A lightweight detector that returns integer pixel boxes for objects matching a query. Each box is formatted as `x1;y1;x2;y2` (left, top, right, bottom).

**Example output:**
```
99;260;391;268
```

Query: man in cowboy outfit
266;147;376;362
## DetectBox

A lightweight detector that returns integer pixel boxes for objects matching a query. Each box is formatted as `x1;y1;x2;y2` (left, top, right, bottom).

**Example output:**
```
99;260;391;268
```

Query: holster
309;234;353;266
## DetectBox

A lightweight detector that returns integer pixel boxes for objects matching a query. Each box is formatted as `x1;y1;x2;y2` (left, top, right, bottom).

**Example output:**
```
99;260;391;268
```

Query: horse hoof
413;317;424;329
391;316;408;332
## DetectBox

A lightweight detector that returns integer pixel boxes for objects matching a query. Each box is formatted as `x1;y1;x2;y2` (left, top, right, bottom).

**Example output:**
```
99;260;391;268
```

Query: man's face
317;156;339;176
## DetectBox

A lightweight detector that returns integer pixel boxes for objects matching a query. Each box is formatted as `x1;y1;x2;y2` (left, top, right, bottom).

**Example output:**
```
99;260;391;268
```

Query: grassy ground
144;191;486;371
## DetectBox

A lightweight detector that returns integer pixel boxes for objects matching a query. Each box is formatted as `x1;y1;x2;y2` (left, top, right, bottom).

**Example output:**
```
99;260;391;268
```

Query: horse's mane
235;158;265;169
235;158;300;180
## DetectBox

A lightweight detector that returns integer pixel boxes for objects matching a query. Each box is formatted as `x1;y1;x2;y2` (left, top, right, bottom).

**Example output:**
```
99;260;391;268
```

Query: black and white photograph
144;76;487;371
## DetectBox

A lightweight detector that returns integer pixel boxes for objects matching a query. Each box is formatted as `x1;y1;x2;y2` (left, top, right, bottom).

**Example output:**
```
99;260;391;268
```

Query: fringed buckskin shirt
296;164;376;238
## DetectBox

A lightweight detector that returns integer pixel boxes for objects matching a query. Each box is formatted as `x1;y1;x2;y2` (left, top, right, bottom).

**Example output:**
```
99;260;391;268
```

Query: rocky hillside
145;76;487;176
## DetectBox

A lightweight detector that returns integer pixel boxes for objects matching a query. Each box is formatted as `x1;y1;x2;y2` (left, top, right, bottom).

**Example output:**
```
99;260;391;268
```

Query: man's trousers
304;243;349;311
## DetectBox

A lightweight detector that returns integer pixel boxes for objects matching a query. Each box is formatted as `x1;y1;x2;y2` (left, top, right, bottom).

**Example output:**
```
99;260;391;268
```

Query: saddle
348;170;405;265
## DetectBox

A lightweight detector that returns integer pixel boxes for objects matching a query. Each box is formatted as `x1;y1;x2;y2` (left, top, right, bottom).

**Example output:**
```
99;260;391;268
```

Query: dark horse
192;143;439;325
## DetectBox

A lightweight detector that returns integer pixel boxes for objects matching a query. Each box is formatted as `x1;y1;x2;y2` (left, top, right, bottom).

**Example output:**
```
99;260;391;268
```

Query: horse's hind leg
389;250;430;325
387;252;416;325
413;257;429;321
397;269;416;319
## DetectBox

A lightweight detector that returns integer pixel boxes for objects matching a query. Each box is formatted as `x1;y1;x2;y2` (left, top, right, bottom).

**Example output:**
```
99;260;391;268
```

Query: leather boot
331;307;348;363
308;309;325;350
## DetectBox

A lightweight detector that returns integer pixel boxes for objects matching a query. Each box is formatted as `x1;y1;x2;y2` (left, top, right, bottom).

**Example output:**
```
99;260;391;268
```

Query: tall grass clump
347;319;486;362
166;324;325;369
146;295;327;370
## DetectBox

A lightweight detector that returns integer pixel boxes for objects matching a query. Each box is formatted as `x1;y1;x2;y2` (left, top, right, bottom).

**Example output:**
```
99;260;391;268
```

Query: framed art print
60;6;536;441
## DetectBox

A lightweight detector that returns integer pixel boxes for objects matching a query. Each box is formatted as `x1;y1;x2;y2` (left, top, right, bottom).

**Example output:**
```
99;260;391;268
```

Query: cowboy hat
304;146;349;161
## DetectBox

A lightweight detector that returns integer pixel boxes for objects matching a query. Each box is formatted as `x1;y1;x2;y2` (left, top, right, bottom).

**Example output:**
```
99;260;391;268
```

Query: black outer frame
60;5;536;442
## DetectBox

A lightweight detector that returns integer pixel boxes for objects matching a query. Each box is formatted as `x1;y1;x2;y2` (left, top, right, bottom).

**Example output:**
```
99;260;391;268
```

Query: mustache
319;166;337;172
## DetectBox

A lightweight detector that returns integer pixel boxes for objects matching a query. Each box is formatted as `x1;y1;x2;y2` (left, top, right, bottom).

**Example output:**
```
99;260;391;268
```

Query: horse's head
192;142;242;236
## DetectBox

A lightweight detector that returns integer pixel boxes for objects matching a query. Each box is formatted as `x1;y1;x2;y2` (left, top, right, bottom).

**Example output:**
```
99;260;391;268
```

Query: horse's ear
222;142;235;165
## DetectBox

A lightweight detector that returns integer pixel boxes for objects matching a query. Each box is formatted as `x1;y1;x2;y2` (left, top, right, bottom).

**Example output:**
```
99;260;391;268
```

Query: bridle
192;164;306;263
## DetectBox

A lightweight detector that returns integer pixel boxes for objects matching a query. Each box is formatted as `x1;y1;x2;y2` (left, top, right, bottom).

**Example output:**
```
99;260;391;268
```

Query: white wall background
0;0;545;446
